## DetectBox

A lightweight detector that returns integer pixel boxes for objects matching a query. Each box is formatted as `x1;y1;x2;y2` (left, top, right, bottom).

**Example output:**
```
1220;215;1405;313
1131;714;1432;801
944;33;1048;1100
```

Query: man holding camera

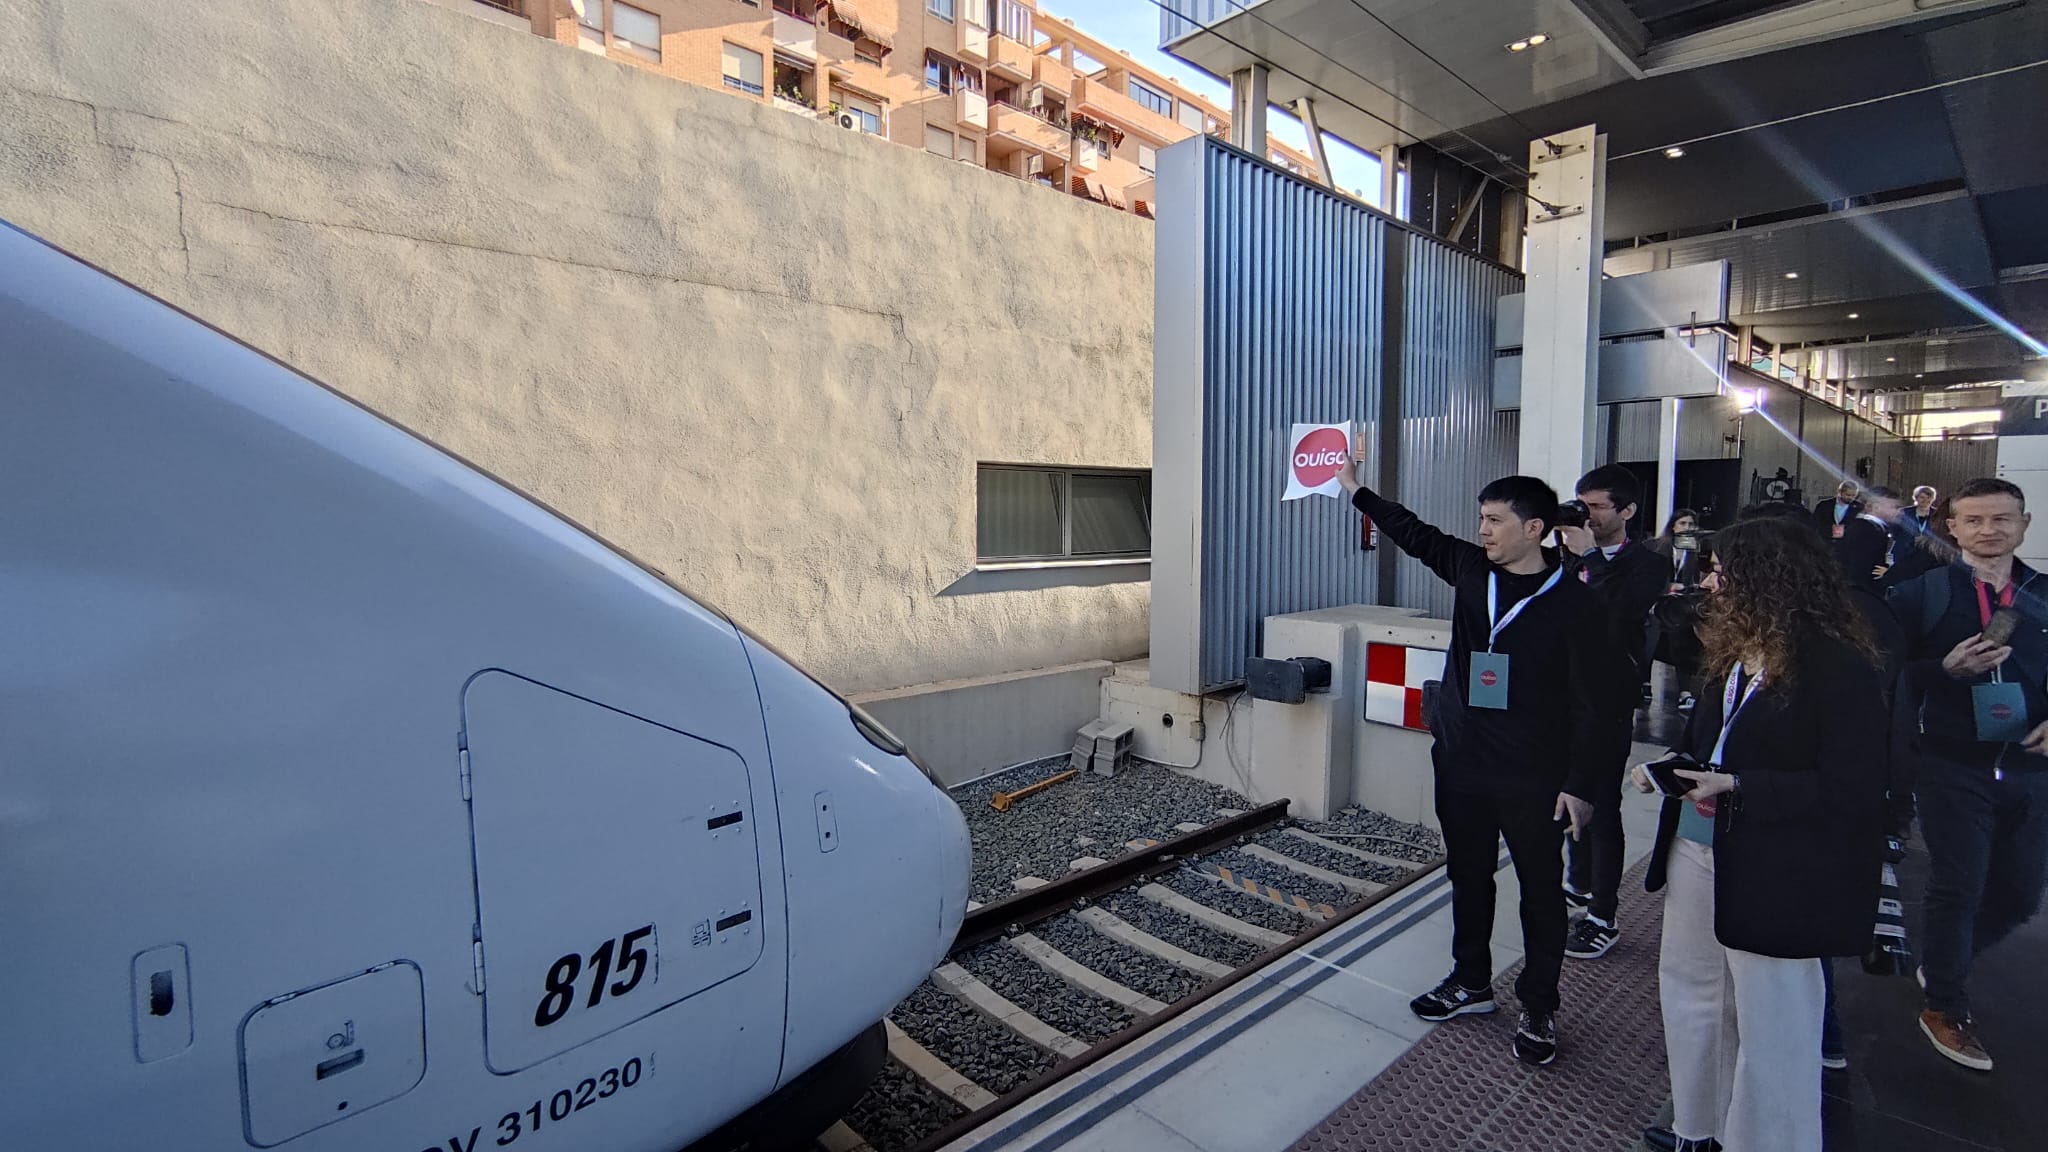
1554;465;1674;959
1338;456;1608;1066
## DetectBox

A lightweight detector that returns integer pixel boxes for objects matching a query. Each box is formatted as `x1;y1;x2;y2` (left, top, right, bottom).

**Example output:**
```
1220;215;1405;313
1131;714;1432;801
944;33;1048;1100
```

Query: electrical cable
1143;0;1533;181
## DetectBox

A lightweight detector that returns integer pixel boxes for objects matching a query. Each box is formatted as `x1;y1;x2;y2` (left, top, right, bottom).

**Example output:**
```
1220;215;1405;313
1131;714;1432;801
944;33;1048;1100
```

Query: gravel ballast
953;758;1255;903
1029;912;1206;1003
1251;831;1412;886
1207;847;1358;909
1097;890;1263;966
1297;806;1442;861
955;940;1135;1044
1158;868;1312;933
890;982;1057;1097
843;1059;962;1152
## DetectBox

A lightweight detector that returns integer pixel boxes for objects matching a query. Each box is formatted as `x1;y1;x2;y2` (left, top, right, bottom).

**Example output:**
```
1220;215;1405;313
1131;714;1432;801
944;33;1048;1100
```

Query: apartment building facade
461;0;1315;213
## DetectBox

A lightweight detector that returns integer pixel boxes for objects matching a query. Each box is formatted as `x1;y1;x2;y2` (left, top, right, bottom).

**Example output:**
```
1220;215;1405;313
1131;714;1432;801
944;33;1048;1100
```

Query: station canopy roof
1162;0;2048;394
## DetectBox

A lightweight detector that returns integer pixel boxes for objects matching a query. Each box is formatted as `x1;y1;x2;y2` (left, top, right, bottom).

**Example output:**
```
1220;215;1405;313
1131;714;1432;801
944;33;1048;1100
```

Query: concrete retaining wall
0;0;1153;703
851;661;1117;787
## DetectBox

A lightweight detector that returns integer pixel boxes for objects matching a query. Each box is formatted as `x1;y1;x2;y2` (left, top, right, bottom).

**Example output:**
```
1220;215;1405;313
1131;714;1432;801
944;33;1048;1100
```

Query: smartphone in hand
1982;607;2022;648
1643;755;1699;798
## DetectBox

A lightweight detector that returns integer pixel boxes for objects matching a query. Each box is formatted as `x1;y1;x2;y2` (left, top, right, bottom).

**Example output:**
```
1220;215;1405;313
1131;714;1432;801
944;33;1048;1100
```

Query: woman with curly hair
1633;515;1888;1152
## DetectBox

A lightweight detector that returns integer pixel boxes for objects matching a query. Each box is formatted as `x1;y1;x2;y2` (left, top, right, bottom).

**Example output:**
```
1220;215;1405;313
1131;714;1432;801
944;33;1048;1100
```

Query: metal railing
472;0;525;15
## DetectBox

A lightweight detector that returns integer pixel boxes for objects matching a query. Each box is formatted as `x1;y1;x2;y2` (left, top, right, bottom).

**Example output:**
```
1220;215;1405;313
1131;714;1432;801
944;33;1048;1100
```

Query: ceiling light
1917;373;1925;378
1847;312;1860;319
1663;146;1685;159
1886;357;1897;362
1507;39;1530;51
1784;272;1799;279
1527;33;1550;46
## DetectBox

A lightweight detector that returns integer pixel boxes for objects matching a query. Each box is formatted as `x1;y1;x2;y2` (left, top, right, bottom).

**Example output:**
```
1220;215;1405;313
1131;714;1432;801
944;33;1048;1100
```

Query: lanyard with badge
1698;663;1766;819
1468;567;1566;710
1972;581;2027;742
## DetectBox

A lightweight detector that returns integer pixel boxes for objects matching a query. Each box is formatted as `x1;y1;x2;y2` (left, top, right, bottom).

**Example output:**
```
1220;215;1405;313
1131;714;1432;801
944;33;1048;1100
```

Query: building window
575;0;603;31
956;133;977;162
1138;143;1157;174
1129;78;1172;118
925;51;953;93
977;466;1152;562
722;43;765;95
996;0;1031;42
841;93;883;134
929;0;954;20
926;124;954;157
611;1;659;61
962;0;989;28
1177;101;1205;132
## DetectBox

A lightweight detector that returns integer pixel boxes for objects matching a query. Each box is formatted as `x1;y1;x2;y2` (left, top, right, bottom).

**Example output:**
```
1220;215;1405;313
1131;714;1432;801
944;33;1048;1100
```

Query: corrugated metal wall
1878;438;1998;502
1189;140;1388;690
1393;231;1521;617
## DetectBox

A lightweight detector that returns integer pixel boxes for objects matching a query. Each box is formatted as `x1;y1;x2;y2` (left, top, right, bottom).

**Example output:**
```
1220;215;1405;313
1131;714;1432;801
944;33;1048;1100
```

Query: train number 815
534;924;654;1027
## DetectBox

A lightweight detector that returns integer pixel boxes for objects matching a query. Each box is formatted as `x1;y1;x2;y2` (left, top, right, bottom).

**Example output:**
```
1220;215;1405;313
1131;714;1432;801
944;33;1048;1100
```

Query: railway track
828;797;1448;1152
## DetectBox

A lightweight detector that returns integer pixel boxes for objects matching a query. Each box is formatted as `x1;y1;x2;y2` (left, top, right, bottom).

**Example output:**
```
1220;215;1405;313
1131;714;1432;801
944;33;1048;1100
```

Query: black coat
1572;539;1676;691
1888;561;2048;773
1351;486;1615;799
1645;636;1888;958
1814;497;1864;537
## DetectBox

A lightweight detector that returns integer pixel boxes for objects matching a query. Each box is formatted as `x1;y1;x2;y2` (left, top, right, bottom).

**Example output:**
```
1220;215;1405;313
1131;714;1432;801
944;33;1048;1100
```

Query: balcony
773;10;817;60
817;24;855;63
957;89;988;131
1034;53;1073;95
1073;139;1099;173
989;101;1068;156
1072;75;1175;141
958;19;990;62
465;0;530;30
988;34;1032;81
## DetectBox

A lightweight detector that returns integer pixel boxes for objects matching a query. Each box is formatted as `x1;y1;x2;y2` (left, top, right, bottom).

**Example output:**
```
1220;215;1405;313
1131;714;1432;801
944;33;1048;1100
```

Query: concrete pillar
1656;397;1681;533
1378;144;1399;216
1229;65;1268;157
1517;125;1607;495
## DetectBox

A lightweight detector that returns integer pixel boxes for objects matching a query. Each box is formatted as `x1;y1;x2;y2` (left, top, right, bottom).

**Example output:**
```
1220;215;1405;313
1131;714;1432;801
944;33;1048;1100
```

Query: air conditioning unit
836;112;859;131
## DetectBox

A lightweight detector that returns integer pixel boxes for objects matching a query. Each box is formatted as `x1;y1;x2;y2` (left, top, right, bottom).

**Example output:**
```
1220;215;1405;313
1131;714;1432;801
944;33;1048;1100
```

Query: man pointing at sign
1337;450;1612;1067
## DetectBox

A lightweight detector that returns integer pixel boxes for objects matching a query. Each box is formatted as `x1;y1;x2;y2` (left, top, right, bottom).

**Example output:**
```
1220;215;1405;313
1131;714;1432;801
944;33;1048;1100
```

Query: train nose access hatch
460;670;766;1074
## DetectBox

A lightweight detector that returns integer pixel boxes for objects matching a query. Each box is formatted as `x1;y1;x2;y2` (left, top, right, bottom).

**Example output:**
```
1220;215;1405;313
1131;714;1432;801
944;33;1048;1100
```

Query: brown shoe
1919;1010;1994;1071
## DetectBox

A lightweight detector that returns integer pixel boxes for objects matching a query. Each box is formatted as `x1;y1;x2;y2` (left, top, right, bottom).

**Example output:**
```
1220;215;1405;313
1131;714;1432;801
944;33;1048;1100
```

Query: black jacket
1571;539;1675;692
1352;486;1615;799
1814;497;1864;536
1645;636;1888;958
1888;562;2048;774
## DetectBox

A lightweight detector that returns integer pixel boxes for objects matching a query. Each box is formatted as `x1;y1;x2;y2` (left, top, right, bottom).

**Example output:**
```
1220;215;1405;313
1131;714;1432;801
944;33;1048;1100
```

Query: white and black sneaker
1514;1009;1558;1065
1409;975;1496;1022
1562;882;1593;912
1565;915;1619;959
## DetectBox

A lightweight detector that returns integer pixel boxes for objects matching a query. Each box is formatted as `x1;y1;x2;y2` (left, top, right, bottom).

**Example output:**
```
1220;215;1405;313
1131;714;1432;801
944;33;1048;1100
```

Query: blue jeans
1916;759;2048;1016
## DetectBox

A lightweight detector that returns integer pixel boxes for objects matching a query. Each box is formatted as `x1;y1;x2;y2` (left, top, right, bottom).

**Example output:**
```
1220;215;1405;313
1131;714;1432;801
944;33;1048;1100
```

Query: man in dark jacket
1814;479;1864;539
1887;477;2048;1074
1338;458;1609;1067
1556;464;1674;959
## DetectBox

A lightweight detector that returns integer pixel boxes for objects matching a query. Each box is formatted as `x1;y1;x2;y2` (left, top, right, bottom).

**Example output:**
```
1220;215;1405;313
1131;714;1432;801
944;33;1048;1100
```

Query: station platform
939;728;2035;1152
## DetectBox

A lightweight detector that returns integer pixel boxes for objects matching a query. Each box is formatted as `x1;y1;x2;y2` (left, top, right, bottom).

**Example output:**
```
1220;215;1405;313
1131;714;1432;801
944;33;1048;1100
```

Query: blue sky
1040;0;1386;206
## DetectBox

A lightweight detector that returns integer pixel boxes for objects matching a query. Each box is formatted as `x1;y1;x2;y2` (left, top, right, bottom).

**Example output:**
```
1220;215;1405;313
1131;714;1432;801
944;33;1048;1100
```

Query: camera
1554;500;1590;530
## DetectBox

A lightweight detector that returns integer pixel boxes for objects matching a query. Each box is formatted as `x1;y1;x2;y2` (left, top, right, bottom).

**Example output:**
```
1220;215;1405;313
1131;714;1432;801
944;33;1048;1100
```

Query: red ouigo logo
1479;670;1499;688
1292;428;1350;489
1992;703;2014;721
